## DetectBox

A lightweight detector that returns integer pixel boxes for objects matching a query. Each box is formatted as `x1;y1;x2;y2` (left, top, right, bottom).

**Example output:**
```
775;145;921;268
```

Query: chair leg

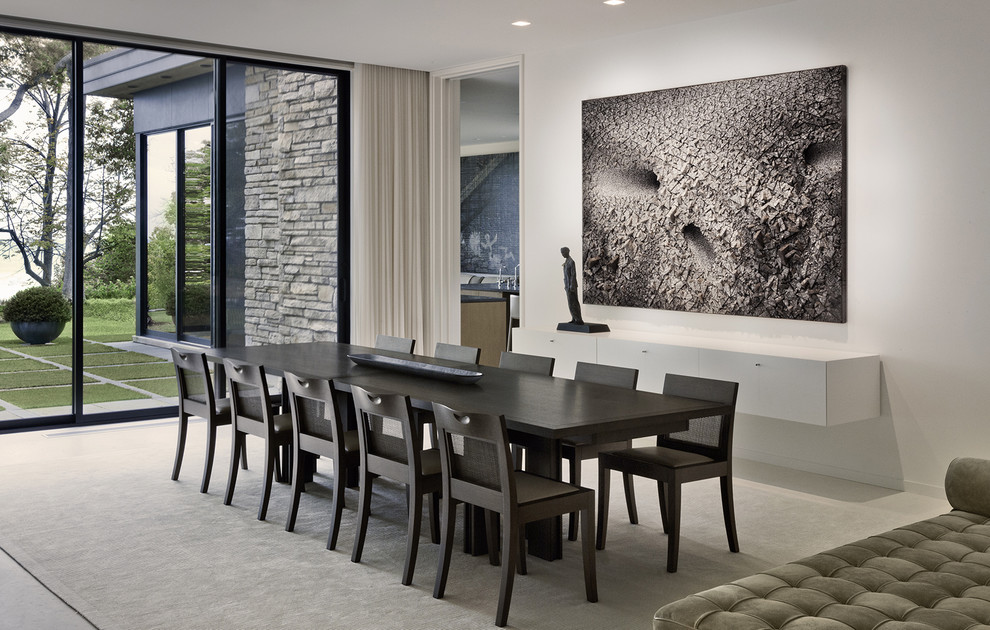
171;412;188;481
666;482;681;573
567;450;580;541
240;444;248;470
285;444;304;532
402;486;423;586
495;516;518;627
596;465;610;550
428;491;441;544
433;498;458;599
258;439;277;521
622;472;638;524
657;481;670;534
486;509;500;566
223;431;242;506
351;473;374;563
200;420;218;493
580;498;598;603
516;525;527;575
327;461;346;551
720;475;740;553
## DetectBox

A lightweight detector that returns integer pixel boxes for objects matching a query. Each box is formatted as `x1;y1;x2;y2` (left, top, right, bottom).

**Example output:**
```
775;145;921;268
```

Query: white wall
522;0;990;493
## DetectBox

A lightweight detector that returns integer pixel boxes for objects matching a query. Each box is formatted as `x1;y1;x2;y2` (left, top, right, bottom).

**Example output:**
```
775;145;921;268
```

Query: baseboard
734;447;922;494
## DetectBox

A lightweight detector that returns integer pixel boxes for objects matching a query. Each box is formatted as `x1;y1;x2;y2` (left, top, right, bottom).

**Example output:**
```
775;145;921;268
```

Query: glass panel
0;33;75;422
225;63;341;347
180;125;211;343
80;43;180;415
146;130;177;336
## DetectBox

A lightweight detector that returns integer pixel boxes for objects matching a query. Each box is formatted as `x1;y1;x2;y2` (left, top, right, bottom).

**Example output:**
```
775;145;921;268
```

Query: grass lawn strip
2;340;123;358
0;370;97;389
0;358;59;373
87;363;175;380
0;383;147;409
49;351;166;368
84;333;135;343
123;377;178;397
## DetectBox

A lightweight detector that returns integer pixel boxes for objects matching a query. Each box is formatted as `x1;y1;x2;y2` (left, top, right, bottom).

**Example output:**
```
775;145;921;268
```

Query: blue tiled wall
460;152;519;275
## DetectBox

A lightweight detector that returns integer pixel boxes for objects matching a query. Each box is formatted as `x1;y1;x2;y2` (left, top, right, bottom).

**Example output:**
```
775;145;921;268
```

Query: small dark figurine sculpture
557;246;609;333
561;246;584;325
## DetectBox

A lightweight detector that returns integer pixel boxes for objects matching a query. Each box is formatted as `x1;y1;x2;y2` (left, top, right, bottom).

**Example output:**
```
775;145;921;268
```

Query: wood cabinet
511;328;880;426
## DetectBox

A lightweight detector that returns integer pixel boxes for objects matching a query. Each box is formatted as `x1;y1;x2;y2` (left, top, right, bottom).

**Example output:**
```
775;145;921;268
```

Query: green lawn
49;351;166;368
0;371;96;389
0;383;148;409
86;363;176;380
124;377;179;397
1;339;122;357
0;303;179;412
0;358;59;373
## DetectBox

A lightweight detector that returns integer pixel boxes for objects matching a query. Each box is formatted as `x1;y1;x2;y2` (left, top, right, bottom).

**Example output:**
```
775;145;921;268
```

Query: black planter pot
10;320;66;345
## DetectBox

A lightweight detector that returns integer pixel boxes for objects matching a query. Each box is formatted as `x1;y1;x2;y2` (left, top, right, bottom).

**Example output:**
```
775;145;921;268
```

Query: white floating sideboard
510;328;880;426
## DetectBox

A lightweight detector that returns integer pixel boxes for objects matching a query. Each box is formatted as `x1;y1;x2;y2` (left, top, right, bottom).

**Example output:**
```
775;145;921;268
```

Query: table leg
513;432;562;560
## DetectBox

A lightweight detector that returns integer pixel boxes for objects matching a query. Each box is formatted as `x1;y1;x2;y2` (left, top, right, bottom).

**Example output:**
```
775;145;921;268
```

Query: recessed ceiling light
511;20;532;27
604;0;625;5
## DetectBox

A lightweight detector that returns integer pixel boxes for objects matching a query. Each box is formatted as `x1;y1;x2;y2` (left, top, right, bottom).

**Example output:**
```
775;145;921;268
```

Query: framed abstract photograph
582;65;847;322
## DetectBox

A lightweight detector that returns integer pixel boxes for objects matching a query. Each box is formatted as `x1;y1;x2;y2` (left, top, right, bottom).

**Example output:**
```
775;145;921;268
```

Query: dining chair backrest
223;358;276;429
498;351;555;376
350;384;421;472
431;402;514;513
574;361;639;390
435;342;481;364
375;334;416;354
659;374;739;460
172;347;217;416
283;372;342;445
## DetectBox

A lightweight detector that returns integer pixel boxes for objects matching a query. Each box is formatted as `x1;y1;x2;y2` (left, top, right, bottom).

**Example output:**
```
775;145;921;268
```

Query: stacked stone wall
242;67;339;344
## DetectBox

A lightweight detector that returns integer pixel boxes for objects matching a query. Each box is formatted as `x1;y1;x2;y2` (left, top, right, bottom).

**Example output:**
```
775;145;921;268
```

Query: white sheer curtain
352;64;435;351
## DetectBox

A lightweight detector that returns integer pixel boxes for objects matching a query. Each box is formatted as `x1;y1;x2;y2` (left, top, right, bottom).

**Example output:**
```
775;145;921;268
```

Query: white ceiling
2;0;797;71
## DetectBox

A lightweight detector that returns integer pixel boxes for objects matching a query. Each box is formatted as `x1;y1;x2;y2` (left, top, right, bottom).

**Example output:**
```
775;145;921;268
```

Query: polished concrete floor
0;546;96;630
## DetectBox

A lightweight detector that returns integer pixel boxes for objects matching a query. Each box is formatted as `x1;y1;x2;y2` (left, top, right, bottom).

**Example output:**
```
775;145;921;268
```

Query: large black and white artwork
582;66;846;322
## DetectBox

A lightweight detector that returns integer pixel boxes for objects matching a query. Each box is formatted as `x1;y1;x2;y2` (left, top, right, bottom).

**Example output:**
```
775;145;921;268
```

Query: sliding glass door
0;32;76;421
0;26;349;430
143;125;213;344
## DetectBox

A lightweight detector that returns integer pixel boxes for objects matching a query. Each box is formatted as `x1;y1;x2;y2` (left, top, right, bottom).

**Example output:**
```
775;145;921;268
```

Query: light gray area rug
0;420;949;629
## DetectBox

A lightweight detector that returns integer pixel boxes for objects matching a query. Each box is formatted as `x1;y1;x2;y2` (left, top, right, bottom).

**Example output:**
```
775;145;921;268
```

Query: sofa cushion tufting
654;458;990;630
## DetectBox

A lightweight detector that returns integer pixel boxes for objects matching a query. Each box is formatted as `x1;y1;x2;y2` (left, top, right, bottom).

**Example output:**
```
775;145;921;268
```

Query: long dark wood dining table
207;341;732;561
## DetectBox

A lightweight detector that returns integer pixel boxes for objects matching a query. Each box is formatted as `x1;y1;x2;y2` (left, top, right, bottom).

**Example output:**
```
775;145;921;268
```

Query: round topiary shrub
2;286;72;344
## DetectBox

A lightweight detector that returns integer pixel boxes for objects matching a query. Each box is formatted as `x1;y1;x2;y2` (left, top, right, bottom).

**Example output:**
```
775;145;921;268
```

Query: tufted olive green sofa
654;457;990;630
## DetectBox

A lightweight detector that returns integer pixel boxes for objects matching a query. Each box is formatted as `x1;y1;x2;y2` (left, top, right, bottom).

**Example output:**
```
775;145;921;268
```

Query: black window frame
0;24;351;433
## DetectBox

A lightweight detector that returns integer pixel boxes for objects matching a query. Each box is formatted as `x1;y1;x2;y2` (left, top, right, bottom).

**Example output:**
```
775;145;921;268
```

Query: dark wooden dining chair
283;371;360;550
499;351;556;467
170;347;246;493
349;384;441;586
222;358;294;521
375;334;416;354
498;350;555;376
562;362;640;540
435;341;481;364
597;373;739;572
431;402;598;627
